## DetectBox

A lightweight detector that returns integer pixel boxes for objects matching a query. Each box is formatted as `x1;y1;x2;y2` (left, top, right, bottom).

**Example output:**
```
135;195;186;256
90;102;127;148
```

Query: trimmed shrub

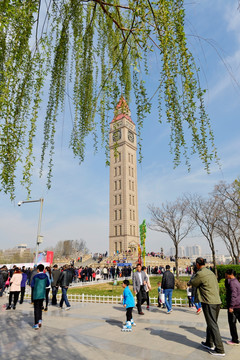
216;265;240;281
218;278;227;309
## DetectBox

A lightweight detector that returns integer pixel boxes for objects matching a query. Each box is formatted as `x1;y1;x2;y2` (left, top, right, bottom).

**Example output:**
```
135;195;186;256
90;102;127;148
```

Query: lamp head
18;201;23;206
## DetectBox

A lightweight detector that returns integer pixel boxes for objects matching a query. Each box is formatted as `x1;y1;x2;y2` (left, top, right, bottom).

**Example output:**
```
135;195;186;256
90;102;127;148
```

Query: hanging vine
0;0;218;199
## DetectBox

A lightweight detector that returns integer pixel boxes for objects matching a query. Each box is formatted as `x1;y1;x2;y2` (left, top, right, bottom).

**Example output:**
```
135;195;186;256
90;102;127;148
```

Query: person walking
132;263;148;315
0;271;4;297
0;266;8;297
30;265;38;304
225;269;240;346
44;266;52;311
161;265;175;314
51;264;61;306
19;270;28;304
57;264;73;310
142;266;151;310
31;264;49;329
6;268;22;310
189;257;225;356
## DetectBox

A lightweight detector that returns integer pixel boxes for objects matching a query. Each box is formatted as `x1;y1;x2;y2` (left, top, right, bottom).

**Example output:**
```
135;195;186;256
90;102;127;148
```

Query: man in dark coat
57;264;73;310
161;265;175;314
225;269;240;345
51;264;61;305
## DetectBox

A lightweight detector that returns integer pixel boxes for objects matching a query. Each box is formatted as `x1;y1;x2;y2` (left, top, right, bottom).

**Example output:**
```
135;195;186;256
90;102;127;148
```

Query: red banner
46;251;54;264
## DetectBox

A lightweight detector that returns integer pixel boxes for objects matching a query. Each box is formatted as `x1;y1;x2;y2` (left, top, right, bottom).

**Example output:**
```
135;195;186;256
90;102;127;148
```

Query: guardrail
24;292;188;306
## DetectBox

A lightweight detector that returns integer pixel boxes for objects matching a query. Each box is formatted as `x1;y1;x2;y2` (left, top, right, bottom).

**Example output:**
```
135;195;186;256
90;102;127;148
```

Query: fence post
82;293;84;303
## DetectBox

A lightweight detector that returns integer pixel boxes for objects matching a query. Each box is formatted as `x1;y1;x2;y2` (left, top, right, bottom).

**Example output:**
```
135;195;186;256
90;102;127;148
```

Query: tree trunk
175;244;179;279
211;248;217;276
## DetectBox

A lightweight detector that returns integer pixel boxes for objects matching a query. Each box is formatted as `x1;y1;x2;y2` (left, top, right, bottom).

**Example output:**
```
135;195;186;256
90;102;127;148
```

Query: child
187;286;193;307
31;264;49;330
157;281;165;308
122;280;136;332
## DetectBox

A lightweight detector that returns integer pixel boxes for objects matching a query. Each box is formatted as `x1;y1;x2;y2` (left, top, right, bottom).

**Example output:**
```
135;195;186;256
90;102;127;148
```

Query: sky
1;1;240;257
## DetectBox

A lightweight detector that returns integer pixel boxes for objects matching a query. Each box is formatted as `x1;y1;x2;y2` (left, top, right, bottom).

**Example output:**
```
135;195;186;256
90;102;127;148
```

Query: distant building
185;245;201;257
169;246;185;257
0;244;32;263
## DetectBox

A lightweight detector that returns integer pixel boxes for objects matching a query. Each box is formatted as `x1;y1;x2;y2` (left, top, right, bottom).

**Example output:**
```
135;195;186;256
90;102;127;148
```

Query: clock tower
109;96;139;256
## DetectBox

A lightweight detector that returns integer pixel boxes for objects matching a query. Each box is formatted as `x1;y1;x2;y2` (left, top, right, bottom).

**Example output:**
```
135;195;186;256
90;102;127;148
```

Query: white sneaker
65;306;71;311
208;350;225;357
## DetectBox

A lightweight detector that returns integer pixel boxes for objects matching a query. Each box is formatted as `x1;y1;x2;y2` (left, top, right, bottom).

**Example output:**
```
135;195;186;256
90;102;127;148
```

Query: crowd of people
0;258;240;357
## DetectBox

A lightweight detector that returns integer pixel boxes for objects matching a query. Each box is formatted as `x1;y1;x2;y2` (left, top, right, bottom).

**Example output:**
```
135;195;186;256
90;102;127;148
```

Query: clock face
128;130;134;143
113;129;121;142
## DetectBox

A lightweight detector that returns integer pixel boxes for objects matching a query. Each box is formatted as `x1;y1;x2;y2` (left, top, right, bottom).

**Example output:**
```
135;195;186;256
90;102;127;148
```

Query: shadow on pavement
113;306;125;312
179;325;205;338
0;310;88;360
145;327;202;350
105;319;123;328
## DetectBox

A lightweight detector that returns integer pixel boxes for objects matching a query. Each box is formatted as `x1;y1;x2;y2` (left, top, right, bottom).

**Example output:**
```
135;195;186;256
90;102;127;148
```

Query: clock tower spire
109;96;139;256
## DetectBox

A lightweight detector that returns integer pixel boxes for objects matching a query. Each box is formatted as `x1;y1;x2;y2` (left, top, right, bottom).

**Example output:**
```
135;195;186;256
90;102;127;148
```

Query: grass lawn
68;275;189;300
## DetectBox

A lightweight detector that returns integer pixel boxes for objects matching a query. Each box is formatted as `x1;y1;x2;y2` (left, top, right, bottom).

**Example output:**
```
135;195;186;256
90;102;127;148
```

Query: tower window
130;225;132;235
132;196;135;206
133;226;135;236
133;210;135;221
129;166;131;176
132;181;134;191
118;166;121;175
119;194;121;205
131;154;133;164
119;152;121;162
132;168;134;177
119;209;122;220
129;195;131;205
130;209;132;220
115;226;118;236
119;225;122;236
119;180;121;190
114;181;117;190
114;195;117;205
114;167;117;176
129;180;131;190
115;210;117;220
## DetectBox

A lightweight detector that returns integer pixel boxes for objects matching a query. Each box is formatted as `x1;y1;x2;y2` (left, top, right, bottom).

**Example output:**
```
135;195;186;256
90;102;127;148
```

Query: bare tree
148;198;194;278
212;182;240;264
185;194;220;275
53;239;89;259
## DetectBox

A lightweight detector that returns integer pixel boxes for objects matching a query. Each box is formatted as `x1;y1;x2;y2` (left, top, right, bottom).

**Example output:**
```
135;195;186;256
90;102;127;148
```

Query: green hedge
218;278;227;308
216;265;240;281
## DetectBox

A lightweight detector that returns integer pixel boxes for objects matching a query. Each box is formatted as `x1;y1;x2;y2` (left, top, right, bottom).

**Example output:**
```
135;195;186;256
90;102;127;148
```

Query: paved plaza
0;296;239;360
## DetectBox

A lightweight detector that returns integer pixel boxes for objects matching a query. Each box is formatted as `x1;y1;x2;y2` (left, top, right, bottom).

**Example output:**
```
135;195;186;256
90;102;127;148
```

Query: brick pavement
0;296;239;360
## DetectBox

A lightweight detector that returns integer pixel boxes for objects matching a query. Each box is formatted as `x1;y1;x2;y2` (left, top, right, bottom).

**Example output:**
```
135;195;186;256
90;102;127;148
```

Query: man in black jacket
57;265;73;310
162;265;175;314
51;264;61;305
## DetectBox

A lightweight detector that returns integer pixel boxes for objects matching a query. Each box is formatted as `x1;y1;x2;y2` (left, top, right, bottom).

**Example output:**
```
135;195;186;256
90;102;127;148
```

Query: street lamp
18;198;44;264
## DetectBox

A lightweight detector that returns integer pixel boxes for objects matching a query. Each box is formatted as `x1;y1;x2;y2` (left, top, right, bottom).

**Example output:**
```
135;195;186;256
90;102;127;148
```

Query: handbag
160;293;165;303
5;277;10;286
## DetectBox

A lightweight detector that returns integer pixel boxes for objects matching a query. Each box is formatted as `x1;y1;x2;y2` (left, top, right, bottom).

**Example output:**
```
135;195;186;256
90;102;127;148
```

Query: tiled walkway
0;297;238;360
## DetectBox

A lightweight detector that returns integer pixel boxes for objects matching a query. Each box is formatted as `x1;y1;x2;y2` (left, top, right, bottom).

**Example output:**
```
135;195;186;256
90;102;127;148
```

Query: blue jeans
192;296;201;310
60;287;70;308
164;289;173;311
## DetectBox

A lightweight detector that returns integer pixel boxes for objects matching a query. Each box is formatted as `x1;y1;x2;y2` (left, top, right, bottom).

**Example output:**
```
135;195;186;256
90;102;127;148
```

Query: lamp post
18;198;44;264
